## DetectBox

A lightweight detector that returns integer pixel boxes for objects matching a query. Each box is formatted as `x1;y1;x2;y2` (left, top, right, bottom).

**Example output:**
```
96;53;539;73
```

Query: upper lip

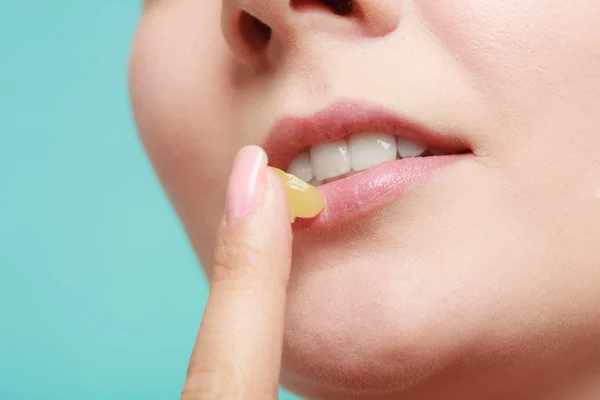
261;100;471;171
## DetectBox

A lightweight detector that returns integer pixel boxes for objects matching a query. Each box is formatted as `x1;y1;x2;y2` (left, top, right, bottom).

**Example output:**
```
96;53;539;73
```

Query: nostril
239;11;272;51
291;0;353;16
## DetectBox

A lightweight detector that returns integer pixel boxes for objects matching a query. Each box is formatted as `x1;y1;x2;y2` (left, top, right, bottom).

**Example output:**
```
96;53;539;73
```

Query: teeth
396;137;427;158
309;140;352;181
287;151;314;182
349;132;397;172
287;134;440;185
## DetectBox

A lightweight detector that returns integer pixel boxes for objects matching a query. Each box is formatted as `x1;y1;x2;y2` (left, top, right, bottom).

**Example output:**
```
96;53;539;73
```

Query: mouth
261;100;473;228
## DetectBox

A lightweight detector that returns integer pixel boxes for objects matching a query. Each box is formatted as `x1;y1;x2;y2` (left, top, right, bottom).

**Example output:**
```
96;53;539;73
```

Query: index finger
182;146;293;400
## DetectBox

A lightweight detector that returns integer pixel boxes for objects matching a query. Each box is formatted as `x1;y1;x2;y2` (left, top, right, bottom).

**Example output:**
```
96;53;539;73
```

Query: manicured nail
225;146;268;224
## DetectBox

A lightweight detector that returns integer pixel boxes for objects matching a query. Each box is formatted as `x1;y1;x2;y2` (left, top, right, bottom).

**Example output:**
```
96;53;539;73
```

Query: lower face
130;1;600;398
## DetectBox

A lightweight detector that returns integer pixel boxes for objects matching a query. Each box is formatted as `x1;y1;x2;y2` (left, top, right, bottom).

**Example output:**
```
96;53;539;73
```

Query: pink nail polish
225;146;268;224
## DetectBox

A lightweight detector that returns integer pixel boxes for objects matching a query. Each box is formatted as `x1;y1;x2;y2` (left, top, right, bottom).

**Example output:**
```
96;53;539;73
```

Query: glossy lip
260;100;472;229
293;154;468;229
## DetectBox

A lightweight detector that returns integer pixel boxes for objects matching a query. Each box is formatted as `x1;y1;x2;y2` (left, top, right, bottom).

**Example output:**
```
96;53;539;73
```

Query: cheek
420;1;600;79
419;0;600;125
129;1;236;265
418;0;600;201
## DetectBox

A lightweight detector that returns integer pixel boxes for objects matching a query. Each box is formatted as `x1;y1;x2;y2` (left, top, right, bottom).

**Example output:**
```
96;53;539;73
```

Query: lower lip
293;154;469;230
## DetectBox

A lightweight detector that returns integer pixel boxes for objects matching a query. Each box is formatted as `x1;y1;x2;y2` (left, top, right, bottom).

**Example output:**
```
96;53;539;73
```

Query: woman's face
130;1;600;398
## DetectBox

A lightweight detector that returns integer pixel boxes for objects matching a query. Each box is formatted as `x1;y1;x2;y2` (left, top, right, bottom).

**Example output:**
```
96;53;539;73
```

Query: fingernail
225;145;268;224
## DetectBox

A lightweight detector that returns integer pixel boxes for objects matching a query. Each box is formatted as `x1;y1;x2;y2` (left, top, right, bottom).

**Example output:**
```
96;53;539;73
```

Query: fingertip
225;145;268;224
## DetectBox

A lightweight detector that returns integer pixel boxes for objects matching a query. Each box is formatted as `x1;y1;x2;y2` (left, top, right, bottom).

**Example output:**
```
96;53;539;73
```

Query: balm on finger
271;167;325;222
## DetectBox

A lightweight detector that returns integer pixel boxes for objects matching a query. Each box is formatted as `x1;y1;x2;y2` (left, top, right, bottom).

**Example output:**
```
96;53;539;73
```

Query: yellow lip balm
270;167;325;222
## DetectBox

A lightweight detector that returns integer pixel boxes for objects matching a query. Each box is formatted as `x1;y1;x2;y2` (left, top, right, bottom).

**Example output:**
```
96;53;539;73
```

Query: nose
221;0;400;68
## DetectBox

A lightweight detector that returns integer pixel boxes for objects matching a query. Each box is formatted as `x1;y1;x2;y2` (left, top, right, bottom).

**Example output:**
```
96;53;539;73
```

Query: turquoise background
0;2;297;399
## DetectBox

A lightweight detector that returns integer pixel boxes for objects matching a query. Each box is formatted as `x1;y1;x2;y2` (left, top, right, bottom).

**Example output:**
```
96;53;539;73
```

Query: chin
275;199;492;398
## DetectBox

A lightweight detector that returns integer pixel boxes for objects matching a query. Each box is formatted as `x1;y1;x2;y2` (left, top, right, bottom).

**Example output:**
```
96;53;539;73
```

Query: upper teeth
396;137;428;158
349;133;397;173
287;133;429;184
310;139;352;182
287;151;314;183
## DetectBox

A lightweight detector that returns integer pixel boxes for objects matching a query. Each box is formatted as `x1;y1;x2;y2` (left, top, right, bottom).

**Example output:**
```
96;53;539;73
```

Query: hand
181;146;293;400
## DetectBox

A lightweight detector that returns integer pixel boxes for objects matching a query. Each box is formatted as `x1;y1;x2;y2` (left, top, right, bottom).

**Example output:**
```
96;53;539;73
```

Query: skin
182;148;295;399
129;0;600;398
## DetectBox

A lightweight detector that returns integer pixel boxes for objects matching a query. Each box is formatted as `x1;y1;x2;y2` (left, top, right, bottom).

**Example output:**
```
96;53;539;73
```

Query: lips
261;100;472;228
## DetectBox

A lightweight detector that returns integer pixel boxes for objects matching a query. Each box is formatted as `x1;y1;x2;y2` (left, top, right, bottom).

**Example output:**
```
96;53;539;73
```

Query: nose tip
222;0;400;69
